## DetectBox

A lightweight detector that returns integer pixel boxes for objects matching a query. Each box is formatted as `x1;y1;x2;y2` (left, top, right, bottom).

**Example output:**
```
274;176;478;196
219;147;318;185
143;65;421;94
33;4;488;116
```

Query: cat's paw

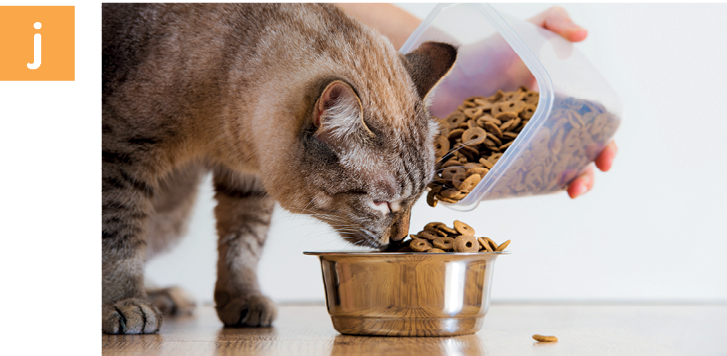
147;286;196;316
215;293;277;327
102;298;163;334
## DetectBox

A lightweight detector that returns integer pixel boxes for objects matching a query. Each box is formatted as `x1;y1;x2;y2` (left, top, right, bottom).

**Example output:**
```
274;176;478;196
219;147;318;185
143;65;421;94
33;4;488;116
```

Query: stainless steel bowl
304;251;508;337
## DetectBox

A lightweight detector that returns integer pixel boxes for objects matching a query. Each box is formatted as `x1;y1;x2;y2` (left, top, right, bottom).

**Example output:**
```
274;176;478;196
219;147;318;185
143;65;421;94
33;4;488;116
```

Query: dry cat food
427;86;619;205
532;334;558;343
385;220;510;253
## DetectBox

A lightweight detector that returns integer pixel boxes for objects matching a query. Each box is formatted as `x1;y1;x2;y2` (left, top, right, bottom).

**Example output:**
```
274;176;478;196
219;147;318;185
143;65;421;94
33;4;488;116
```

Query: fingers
595;141;618;172
528;7;588;43
568;166;595;199
566;141;616;199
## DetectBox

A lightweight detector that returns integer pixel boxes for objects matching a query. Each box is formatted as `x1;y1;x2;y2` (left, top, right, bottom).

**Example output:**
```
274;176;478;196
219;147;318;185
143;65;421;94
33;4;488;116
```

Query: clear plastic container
400;4;622;211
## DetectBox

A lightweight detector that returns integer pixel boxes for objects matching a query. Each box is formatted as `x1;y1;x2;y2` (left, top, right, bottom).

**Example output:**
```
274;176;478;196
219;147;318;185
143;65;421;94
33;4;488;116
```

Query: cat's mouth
381;238;409;252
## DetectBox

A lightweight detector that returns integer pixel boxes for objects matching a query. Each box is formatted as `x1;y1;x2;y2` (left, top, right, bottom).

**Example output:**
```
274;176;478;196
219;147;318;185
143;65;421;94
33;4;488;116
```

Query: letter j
27;22;41;70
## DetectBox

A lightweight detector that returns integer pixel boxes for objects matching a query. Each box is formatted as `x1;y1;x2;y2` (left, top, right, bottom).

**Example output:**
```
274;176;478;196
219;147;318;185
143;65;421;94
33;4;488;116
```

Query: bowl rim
303;251;511;256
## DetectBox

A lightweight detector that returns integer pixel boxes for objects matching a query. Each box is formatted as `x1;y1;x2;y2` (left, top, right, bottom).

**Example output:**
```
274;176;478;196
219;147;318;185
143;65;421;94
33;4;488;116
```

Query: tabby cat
102;3;456;334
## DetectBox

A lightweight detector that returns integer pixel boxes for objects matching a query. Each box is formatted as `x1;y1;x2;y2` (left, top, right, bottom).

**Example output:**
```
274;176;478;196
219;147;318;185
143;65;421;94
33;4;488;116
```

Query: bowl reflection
330;333;486;355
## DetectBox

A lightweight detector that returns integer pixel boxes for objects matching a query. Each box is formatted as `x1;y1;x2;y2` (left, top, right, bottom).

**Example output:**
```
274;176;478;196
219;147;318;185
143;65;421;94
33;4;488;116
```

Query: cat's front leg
213;168;277;327
102;165;163;334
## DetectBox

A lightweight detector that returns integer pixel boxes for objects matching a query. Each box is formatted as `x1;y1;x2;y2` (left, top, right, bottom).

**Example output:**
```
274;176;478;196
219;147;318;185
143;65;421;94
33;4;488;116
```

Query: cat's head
268;41;457;249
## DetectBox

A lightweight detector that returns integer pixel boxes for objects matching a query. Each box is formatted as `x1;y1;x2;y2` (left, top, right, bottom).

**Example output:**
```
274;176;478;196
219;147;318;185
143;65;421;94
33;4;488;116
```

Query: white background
0;0;99;351
142;3;727;305
2;3;727;352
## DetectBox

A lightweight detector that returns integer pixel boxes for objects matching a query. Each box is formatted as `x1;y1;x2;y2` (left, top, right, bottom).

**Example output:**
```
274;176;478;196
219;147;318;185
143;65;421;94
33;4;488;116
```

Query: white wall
145;4;727;305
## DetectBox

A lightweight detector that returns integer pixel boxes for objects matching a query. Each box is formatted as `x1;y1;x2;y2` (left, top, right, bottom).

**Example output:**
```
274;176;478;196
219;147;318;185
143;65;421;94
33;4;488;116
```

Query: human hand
528;6;588;43
529;7;617;199
567;141;618;198
432;6;616;199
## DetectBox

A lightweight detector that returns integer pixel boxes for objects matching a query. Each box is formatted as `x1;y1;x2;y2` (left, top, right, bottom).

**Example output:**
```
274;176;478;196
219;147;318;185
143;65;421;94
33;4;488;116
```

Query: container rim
303;251;510;256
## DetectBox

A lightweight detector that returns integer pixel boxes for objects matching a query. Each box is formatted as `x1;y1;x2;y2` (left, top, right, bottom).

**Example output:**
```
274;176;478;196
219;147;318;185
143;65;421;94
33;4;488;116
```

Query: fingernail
575;184;587;197
578;184;588;195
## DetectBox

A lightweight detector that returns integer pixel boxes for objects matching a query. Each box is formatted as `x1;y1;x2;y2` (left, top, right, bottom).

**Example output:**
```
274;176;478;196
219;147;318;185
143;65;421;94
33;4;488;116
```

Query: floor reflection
213;325;279;355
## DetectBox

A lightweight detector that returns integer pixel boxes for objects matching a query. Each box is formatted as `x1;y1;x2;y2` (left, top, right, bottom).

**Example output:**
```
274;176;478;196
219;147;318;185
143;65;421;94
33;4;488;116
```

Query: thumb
529;7;588;43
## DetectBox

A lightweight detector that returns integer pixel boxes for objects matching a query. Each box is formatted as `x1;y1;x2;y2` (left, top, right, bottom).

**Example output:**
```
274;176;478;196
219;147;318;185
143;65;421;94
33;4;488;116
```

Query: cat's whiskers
299;198;316;216
268;215;354;249
260;207;377;251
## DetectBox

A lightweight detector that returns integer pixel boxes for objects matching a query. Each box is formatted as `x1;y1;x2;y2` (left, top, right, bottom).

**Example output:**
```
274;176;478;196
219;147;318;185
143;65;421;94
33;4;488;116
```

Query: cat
102;3;456;334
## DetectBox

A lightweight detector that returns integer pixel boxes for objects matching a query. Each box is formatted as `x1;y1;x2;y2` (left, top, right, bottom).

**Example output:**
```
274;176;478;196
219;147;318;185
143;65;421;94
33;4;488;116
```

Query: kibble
385;220;510;253
427;86;619;205
532;334;558;343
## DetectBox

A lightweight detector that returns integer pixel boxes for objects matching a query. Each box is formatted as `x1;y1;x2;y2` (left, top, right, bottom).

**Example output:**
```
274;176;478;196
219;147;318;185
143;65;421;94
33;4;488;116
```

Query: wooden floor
102;304;727;355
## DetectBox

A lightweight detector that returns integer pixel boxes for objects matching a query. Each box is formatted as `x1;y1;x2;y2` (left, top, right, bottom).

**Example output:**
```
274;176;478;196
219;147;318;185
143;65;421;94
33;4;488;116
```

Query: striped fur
102;3;456;334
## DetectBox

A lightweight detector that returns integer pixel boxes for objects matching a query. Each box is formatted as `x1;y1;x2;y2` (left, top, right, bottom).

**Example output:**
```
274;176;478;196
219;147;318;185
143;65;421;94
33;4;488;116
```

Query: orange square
0;6;74;81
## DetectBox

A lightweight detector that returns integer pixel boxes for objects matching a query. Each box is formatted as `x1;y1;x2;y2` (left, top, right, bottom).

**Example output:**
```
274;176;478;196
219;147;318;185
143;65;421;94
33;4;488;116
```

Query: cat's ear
402;41;458;99
313;80;371;147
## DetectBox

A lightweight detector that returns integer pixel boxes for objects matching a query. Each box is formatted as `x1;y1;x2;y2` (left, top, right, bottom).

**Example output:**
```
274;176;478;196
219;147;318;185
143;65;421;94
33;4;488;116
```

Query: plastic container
400;4;622;211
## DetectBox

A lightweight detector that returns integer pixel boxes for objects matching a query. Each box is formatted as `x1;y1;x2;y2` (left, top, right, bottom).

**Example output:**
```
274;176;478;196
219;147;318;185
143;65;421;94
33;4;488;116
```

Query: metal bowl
304;251;508;337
